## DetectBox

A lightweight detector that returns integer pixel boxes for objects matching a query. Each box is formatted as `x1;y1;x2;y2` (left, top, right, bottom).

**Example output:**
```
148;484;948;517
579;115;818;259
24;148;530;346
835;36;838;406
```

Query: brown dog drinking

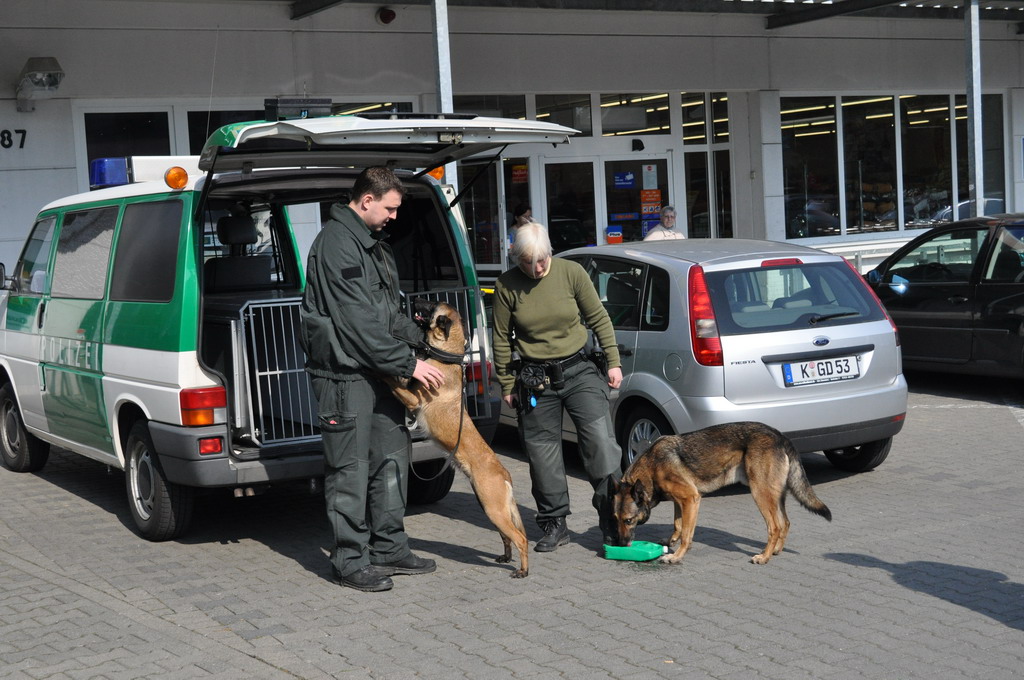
387;299;530;578
612;422;831;565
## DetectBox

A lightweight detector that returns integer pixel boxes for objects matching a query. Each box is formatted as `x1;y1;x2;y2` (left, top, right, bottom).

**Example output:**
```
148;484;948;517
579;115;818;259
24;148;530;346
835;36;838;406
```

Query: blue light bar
89;158;130;190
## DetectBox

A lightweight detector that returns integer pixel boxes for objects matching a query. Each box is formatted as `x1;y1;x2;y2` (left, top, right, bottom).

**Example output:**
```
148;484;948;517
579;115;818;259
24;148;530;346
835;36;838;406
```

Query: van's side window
110;200;183;302
50;207;119;300
14;216;57;295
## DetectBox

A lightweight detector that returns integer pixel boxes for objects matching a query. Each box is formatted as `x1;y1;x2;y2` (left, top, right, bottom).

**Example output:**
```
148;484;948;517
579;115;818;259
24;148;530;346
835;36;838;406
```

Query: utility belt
512;348;608;414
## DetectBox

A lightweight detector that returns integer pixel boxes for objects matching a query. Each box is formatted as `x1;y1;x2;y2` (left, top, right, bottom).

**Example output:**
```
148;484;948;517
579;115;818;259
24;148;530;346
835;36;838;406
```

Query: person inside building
300;166;446;593
643;205;684;240
508;203;533;248
491;222;623;551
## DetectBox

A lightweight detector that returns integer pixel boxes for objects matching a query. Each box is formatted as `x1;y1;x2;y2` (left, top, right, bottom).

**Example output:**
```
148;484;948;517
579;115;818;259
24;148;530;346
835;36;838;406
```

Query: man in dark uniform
300;166;445;592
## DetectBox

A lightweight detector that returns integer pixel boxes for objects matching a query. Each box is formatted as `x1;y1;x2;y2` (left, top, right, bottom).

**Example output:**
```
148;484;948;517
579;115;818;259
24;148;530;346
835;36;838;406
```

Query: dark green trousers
517;359;621;527
311;375;412;578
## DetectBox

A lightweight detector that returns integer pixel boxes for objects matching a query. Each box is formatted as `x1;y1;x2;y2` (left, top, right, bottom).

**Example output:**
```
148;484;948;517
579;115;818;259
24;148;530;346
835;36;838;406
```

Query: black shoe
334;565;394;592
375;553;437;575
534;517;570;552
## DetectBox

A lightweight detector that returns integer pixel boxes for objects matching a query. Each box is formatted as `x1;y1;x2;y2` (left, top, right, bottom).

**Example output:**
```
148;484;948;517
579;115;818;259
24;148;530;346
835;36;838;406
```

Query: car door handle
947;296;969;304
36;300;46;330
617;343;633;356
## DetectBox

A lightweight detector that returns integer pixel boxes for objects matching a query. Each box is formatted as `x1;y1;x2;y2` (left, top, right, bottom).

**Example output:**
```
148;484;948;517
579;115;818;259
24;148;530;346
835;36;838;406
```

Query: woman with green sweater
492;222;623;551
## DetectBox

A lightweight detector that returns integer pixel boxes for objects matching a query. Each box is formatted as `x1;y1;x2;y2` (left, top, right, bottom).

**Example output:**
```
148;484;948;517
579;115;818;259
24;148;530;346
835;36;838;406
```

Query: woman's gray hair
660;205;676;219
510;222;552;263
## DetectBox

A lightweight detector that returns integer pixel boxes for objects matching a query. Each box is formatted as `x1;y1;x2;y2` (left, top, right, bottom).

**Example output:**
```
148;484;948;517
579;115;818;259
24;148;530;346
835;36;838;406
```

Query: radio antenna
205;27;221;139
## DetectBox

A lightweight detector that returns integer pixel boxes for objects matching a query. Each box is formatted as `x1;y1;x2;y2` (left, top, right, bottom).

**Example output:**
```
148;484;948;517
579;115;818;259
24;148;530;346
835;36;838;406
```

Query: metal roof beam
766;0;903;29
291;0;348;20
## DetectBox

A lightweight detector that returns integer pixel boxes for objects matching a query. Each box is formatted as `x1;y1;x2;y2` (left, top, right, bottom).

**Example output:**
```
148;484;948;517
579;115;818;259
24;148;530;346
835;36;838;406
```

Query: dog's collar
420;344;468;365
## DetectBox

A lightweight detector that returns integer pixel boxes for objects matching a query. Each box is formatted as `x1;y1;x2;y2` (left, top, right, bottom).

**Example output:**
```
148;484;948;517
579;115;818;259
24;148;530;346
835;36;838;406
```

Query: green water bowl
603;541;668;561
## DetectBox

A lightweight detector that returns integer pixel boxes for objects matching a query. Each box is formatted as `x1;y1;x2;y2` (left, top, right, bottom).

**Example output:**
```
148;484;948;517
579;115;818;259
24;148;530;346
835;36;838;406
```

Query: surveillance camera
376;7;397;25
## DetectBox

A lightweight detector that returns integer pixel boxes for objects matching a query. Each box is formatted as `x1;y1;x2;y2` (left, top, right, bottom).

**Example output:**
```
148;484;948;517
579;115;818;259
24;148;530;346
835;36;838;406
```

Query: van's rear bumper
147;415;494;487
148;422;325;487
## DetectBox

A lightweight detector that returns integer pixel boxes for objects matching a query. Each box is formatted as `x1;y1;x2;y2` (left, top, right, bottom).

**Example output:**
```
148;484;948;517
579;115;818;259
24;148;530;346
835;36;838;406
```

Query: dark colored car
866;214;1024;377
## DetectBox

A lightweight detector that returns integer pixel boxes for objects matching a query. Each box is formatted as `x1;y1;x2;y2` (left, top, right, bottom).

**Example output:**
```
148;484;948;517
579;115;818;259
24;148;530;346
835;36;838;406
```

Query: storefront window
504;157;531;246
544;162;596;252
332;101;412;116
536;94;592;136
681;92;707;145
454;95;527;120
954;93;1005;219
457;163;502;268
685;152;710;238
603;159;669;242
714;149;733;238
84;112;170;165
900;95;953;228
712;93;729;143
843;95;898;235
781;96;840;239
782;92;1005;238
600;93;670;136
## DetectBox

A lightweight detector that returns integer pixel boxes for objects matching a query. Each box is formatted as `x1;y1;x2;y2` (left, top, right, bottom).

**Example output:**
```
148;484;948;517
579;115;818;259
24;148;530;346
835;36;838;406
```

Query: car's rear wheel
621;407;671;469
407;458;456;505
125;420;194;541
0;383;50;472
823;437;892;472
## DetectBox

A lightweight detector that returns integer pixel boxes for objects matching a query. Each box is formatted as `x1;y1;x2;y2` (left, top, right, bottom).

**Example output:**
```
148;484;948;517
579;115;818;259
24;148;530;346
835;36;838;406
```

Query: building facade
3;1;1024;276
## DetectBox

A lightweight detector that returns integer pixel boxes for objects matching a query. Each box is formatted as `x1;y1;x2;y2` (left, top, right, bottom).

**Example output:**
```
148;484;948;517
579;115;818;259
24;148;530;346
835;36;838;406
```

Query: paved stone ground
2;371;1023;679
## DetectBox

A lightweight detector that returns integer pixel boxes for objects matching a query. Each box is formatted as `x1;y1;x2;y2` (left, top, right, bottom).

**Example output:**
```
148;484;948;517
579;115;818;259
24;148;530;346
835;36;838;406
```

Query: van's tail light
688;265;723;366
843;258;900;346
467;361;492;396
180;386;227;426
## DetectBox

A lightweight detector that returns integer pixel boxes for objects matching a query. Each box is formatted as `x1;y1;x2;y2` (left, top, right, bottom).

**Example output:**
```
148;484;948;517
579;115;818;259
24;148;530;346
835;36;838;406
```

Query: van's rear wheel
407;458;456;505
0;383;49;472
621;407;671;469
824;437;892;472
125;421;194;541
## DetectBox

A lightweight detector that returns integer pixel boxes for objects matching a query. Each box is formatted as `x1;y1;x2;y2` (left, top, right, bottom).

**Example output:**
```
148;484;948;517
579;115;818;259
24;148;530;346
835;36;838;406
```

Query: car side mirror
865;269;881;285
0;263;7;290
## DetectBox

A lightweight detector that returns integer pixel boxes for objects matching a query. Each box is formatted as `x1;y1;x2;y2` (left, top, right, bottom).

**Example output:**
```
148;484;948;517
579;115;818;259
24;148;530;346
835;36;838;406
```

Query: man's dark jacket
300;203;421;380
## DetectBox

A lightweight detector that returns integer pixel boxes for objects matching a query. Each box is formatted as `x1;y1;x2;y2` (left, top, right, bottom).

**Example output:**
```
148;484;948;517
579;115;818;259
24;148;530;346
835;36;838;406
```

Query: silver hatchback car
554;239;908;472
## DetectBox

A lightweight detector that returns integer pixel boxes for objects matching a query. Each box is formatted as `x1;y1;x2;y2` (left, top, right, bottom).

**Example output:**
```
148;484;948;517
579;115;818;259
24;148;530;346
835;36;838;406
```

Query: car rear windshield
705;261;885;336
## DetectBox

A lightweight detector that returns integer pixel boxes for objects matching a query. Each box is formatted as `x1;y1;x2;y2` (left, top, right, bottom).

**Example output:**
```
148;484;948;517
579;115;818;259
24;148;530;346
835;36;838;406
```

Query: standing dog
612;422;831;565
387;299;529;578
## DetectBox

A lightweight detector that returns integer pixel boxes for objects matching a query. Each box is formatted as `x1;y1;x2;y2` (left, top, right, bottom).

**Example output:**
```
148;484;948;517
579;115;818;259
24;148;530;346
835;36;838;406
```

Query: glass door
603;158;671;243
456;156;532;281
544;161;597;254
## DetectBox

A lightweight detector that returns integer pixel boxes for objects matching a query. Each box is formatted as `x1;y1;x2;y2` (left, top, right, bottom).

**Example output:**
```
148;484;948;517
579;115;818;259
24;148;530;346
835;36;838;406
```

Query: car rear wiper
808;312;859;325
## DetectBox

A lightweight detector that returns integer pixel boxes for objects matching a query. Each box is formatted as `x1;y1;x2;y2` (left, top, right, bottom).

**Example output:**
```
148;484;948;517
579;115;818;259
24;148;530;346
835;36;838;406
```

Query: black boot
534;517;570;552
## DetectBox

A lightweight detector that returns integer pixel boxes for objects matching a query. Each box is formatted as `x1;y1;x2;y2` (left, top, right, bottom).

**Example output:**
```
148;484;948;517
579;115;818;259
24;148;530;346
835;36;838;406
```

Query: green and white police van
0;111;575;540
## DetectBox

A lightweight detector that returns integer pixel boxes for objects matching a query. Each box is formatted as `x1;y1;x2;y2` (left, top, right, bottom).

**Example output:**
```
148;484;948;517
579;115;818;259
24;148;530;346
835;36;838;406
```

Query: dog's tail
785;444;832;522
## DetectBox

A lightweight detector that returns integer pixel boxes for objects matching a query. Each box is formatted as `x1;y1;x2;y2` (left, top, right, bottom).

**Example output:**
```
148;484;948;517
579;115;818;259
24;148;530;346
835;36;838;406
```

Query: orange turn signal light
165;166;189;190
427;167;446;181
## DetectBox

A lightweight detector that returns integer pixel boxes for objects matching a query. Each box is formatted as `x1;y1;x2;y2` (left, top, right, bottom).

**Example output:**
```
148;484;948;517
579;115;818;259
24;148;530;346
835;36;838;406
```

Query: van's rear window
705;261;884;335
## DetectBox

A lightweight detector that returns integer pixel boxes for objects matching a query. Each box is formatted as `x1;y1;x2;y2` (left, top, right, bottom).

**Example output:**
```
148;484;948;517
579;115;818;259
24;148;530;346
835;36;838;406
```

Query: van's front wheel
125;421;194;541
0;383;50;472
